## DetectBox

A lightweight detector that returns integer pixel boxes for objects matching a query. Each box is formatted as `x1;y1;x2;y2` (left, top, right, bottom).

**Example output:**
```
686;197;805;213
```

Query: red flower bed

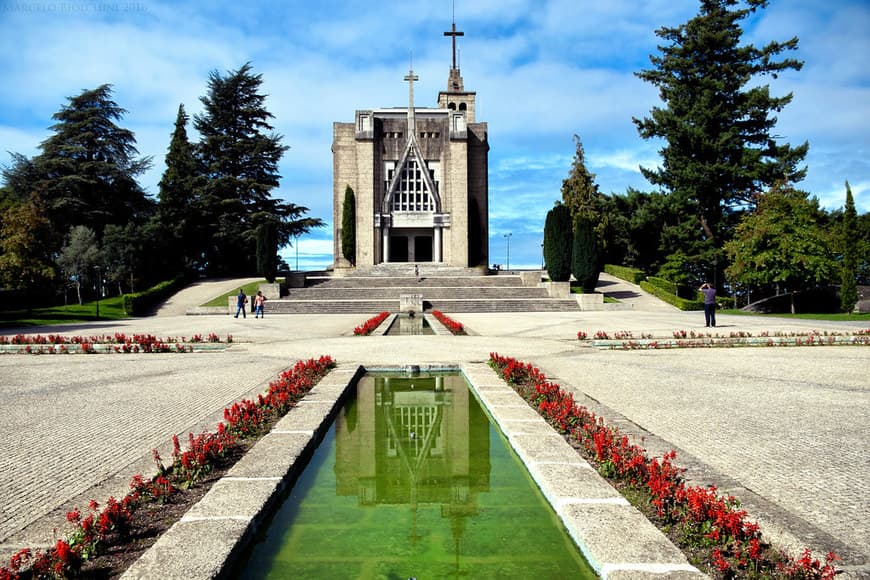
0;332;233;354
431;310;464;334
488;352;839;580
0;355;335;580
353;311;390;335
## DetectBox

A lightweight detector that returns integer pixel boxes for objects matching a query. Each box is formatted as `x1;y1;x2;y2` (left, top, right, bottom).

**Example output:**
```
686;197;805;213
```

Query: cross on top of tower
444;14;464;71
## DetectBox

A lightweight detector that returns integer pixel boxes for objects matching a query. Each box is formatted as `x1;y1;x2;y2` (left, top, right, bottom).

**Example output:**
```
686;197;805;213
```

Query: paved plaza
0;276;867;577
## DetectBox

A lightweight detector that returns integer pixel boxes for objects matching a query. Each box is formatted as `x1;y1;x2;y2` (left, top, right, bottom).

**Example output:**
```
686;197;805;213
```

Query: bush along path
488;353;839;580
0;355;335;580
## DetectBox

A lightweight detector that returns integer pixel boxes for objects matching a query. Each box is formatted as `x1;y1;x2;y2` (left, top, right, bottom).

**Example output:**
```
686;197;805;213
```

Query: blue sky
1;0;868;270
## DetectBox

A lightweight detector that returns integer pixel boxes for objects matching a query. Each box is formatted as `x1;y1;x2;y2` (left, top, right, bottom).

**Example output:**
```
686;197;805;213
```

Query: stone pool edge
121;362;707;580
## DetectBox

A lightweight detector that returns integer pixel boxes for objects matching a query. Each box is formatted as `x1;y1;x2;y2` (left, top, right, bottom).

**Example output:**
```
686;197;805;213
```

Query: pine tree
158;104;201;273
341;185;356;265
194;63;290;275
634;0;807;281
840;182;859;313
543;203;573;282
35;85;153;239
561;135;601;222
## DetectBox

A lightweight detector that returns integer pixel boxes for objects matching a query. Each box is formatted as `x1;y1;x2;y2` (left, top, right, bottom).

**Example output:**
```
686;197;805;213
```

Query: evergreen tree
634;0;808;281
572;214;600;292
194;62;292;275
341;185;356;265
34;85;153;239
840;182;859;312
256;219;279;283
561;135;601;222
158;104;201;273
543;203;573;282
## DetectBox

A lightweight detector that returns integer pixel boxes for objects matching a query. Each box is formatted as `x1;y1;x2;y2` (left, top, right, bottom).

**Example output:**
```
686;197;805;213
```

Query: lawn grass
201;279;268;307
0;296;129;328
719;309;869;323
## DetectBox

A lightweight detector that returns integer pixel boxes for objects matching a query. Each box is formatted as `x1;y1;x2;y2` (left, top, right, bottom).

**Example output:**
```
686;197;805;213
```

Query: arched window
458;102;467;111
448;102;456;111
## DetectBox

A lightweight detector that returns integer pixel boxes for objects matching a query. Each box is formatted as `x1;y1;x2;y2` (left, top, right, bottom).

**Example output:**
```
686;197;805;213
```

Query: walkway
0;278;867;577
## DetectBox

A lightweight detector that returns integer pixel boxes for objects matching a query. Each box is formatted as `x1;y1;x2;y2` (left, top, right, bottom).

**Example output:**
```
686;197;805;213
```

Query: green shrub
604;264;646;285
122;276;189;317
640;280;704;310
646;276;679;295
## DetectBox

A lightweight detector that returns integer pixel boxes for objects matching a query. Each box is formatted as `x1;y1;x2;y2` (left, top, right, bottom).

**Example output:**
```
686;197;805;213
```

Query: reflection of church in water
334;375;490;539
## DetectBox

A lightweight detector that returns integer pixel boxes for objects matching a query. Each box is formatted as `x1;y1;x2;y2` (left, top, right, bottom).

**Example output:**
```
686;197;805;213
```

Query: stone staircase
265;267;580;314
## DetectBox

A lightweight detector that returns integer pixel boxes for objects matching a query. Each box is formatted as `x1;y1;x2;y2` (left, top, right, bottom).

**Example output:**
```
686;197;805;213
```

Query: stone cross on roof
404;68;419;135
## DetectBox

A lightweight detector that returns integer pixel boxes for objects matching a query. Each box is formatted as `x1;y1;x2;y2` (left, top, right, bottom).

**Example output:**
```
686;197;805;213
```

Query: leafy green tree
572;214;600;292
341;185;356;265
34;85;153;239
634;0;808;281
839;182;859;312
543;203;572;282
725;182;834;313
158;104;201;274
57;225;101;305
0;196;56;307
102;223;143;295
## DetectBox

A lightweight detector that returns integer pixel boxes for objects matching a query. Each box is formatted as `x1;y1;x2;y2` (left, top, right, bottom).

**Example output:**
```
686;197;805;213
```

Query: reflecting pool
385;314;435;335
236;372;596;579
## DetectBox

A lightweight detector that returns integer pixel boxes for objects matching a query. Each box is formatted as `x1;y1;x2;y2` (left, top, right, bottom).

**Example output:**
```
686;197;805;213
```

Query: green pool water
236;372;596;579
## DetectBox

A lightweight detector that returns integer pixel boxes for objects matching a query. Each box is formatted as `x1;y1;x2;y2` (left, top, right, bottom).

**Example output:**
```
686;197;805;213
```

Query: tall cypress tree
840;182;859;313
341;185;356;265
634;0;807;281
543;203;572;282
572;215;600;292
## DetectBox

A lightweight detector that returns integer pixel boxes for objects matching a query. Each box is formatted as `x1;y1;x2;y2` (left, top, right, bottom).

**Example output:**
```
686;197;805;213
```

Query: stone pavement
0;278;867;577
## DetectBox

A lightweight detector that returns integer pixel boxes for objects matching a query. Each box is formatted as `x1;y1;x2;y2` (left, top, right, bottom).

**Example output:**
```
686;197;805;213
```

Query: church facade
332;26;488;270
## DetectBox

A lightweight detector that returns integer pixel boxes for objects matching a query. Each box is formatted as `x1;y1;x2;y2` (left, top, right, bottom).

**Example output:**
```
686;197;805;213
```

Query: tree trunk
76;281;83;305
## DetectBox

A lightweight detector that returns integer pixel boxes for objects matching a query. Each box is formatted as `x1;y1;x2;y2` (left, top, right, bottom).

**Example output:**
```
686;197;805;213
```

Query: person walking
700;282;717;327
234;289;248;319
253;290;266;318
414;264;420;283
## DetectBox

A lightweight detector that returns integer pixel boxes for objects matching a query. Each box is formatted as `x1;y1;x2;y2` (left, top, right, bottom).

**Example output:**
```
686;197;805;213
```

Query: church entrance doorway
388;236;409;262
414;236;433;262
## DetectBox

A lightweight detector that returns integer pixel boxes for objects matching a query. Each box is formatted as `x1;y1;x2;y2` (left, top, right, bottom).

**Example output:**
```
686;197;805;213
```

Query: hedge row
646;276;679;295
122;276;190;317
603;264;645;285
640;280;704;310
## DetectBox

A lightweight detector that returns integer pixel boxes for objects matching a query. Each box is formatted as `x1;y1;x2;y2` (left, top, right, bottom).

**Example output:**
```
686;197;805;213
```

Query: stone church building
332;24;488;270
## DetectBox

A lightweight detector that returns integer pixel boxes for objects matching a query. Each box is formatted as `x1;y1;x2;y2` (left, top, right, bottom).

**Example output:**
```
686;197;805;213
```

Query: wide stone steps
286;286;547;300
264;297;579;314
306;275;525;288
256;269;579;314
